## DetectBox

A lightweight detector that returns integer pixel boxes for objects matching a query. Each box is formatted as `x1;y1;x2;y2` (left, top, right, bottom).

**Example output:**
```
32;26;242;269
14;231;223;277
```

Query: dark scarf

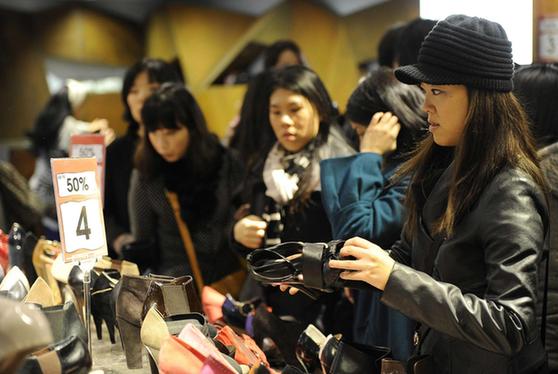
413;145;455;210
162;147;224;228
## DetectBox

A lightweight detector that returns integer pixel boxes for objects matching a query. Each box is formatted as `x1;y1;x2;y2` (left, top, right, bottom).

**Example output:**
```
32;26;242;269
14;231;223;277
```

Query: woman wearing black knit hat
329;15;550;373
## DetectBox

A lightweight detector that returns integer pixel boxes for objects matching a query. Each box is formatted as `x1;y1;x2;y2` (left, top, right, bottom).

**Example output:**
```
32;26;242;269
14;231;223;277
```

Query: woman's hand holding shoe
278;283;300;295
328;237;395;291
233;215;267;249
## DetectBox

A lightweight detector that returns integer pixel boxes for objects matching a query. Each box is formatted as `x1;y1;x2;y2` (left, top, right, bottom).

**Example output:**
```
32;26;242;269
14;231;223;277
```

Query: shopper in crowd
320;67;426;360
129;83;243;281
0;161;43;235
329;15;549;373
28;81;113;239
377;22;405;68
104;58;181;256
228;70;276;172
231;65;355;359
223;40;307;147
376;18;435;69
513;63;558;372
263;39;306;70
395;17;437;67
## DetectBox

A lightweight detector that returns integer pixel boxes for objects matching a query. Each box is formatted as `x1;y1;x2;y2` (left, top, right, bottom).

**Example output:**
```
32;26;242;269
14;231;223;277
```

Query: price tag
51;158;108;262
70;134;106;202
57;171;97;197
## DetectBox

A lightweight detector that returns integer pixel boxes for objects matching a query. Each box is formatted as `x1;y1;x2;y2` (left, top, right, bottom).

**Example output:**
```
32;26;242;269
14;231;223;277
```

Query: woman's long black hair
345;66;426;164
513;63;558;148
28;88;72;154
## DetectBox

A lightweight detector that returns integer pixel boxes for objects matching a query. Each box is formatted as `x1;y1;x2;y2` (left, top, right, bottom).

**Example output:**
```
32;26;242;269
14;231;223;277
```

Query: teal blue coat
320;152;415;360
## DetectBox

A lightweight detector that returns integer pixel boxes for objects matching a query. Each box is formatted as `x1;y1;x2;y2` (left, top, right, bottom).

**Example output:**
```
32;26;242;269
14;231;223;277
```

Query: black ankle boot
18;335;92;374
295;324;326;372
252;304;306;369
319;335;390;374
22;231;38;284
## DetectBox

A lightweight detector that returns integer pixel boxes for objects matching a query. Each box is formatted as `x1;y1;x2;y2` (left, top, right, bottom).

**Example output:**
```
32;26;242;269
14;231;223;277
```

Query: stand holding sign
51;157;108;358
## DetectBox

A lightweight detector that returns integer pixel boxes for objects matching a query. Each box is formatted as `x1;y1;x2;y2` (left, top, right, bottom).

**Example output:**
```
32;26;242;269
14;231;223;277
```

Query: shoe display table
90;322;149;374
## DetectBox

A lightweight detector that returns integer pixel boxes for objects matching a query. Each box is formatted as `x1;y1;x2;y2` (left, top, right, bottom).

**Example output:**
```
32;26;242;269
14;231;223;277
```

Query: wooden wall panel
145;9;177;61
164;5;255;90
36;7;142;66
195;85;247;138
289;1;339;80
200;2;291;88
345;0;419;63
0;7;142;143
0;11;50;140
323;22;361;112
290;0;361;112
77;94;127;136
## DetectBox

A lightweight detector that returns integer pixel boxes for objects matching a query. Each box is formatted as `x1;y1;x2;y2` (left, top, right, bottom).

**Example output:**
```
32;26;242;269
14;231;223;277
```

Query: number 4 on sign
76;206;91;240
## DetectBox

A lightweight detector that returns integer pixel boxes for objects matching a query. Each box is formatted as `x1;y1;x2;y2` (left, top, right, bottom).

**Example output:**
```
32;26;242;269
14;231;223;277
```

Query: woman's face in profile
269;88;320;153
420;83;469;146
127;70;161;124
148;125;190;162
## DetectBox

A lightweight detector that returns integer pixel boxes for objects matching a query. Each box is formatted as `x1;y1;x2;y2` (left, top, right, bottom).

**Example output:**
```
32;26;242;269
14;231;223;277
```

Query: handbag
165;191;246;299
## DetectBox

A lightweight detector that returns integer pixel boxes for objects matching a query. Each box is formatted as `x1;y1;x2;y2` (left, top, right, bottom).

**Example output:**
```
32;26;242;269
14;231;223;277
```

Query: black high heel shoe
252;304;306;368
18;335;92;374
42;301;87;345
221;293;260;329
319;334;390;374
22;231;38;284
295;324;327;373
91;269;121;344
8;222;24;269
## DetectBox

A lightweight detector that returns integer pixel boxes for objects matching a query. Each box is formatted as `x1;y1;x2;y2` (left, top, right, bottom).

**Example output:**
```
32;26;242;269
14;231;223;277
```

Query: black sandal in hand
247;240;367;299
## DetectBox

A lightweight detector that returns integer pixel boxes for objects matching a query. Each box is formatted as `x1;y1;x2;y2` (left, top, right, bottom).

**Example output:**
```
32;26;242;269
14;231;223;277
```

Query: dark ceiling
0;0;389;23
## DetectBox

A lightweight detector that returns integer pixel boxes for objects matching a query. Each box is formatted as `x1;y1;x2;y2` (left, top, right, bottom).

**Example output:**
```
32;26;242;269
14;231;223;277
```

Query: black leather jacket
381;165;548;373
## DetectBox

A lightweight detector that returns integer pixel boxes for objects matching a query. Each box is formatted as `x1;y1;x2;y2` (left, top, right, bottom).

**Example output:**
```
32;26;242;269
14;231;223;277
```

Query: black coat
129;147;243;281
104;128;138;251
382;164;548;373
539;142;558;371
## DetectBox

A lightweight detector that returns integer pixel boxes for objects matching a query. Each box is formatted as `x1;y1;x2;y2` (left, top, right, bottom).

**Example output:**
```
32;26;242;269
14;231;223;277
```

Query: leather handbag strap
165;191;204;295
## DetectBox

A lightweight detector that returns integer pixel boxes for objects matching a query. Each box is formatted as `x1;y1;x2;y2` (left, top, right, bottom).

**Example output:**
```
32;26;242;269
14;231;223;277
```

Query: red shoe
215;325;269;368
178;323;237;373
159;335;204;374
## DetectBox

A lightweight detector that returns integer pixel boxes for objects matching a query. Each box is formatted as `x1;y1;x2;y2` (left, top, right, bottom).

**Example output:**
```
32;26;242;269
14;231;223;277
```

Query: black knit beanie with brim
395;15;514;92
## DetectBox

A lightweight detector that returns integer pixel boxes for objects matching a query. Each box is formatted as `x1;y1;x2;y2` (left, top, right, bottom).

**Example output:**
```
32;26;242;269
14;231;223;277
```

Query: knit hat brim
395;63;513;91
395;63;457;86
